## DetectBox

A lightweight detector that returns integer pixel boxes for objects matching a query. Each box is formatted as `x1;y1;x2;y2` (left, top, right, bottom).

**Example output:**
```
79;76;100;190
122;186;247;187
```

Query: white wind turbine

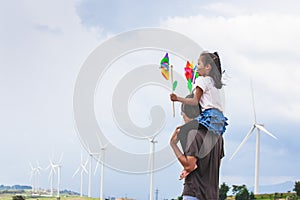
52;154;63;198
29;161;42;194
230;83;278;194
86;147;101;198
148;136;158;200
73;152;88;197
46;159;56;196
94;142;109;200
35;161;42;193
29;162;36;194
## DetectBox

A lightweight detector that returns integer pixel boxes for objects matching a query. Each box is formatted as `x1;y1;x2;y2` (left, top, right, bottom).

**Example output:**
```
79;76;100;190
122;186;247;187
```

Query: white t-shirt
193;76;225;112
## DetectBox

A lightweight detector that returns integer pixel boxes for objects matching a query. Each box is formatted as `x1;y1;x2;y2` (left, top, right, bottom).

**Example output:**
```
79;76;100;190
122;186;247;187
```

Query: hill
249;181;295;194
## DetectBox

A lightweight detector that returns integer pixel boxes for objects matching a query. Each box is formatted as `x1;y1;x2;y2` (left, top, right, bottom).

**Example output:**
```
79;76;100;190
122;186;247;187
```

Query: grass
226;192;298;200
0;195;101;200
0;192;298;200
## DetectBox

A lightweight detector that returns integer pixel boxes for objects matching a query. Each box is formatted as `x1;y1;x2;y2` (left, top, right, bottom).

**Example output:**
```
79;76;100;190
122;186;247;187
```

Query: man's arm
170;127;197;173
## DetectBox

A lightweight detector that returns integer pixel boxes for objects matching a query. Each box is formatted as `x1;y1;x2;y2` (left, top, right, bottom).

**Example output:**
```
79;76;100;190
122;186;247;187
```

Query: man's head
181;93;201;123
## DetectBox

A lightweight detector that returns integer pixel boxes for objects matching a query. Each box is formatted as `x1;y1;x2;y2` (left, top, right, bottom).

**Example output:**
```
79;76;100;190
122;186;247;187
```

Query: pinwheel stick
171;65;175;117
192;68;197;85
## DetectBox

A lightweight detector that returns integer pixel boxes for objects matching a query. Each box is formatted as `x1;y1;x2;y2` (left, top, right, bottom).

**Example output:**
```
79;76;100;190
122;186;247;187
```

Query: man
170;95;224;200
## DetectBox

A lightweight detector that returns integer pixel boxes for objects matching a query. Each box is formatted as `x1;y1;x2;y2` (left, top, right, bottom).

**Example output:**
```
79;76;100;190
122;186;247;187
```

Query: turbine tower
57;164;62;198
29;162;36;193
230;82;278;194
73;152;88;197
149;136;157;200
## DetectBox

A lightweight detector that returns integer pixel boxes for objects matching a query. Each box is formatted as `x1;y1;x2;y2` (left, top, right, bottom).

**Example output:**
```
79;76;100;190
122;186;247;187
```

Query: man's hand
170;126;181;145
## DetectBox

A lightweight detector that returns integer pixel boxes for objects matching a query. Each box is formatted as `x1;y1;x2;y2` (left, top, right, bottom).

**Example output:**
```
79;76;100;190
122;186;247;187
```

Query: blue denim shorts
183;195;199;200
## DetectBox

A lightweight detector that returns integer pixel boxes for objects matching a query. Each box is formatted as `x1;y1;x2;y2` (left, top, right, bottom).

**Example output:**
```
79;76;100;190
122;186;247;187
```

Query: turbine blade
48;169;54;180
50;159;55;168
103;142;109;149
230;125;256;160
84;157;89;167
59;153;64;163
29;169;34;181
45;164;50;170
255;124;278;139
48;171;51;180
94;160;99;175
72;167;80;178
96;133;107;150
82;165;88;174
250;80;257;123
29;162;33;170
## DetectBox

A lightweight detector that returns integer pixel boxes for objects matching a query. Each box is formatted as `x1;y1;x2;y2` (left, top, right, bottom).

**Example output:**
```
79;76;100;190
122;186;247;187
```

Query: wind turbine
29;161;42;194
230;83;278;194
29;162;36;194
52;154;63;198
94;143;109;200
35;161;42;194
46;159;56;196
73;152;88;197
148;136;157;200
86;147;101;198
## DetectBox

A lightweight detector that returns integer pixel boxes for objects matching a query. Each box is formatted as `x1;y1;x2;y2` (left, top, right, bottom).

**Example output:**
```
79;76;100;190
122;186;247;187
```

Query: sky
1;0;300;199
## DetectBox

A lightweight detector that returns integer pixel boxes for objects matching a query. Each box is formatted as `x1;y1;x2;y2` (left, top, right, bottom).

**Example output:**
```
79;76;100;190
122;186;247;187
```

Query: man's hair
181;93;201;119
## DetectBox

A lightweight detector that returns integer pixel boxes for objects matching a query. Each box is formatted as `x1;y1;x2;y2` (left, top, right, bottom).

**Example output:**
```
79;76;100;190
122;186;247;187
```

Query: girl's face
197;56;211;76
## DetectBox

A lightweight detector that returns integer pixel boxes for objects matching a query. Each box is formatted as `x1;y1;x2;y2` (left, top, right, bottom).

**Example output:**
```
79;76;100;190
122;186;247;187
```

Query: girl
170;51;228;136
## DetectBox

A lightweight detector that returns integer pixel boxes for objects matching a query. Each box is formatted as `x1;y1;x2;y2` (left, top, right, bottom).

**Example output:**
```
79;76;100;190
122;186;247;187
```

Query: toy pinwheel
160;53;178;117
184;61;198;94
160;53;170;80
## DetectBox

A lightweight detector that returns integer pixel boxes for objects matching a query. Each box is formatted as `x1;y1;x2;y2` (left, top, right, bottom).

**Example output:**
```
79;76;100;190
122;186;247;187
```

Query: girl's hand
170;93;178;102
170;126;181;145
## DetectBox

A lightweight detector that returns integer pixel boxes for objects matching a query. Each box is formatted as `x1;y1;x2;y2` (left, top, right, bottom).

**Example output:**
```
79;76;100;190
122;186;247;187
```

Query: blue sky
1;0;300;199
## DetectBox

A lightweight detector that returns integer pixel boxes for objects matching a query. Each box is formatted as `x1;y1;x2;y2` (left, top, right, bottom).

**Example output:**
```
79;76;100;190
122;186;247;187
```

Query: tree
249;191;255;200
219;182;230;200
232;184;250;200
294;181;300;197
12;196;25;200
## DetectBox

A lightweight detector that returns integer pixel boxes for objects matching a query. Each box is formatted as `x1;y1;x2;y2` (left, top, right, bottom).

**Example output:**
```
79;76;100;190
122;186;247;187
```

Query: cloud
161;13;300;123
0;0;102;191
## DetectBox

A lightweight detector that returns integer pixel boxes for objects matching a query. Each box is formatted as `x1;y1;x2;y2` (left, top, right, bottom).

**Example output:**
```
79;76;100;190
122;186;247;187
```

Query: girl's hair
200;51;223;89
181;94;201;119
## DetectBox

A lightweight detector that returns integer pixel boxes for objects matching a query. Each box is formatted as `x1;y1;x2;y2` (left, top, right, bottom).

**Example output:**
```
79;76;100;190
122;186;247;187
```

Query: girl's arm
170;127;197;173
170;86;203;106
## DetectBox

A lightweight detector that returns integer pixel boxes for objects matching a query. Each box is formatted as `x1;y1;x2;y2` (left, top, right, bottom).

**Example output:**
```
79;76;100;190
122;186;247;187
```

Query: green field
0;192;298;200
0;195;103;200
